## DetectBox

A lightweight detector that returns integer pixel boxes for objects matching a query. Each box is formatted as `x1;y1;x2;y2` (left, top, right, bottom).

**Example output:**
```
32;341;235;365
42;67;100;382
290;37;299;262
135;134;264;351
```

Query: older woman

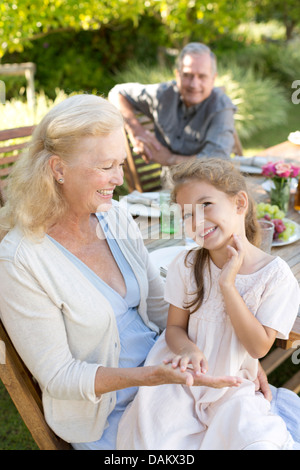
0;94;242;450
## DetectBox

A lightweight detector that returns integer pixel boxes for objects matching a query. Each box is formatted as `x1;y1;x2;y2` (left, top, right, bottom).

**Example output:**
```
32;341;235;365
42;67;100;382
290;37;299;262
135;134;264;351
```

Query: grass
0;381;38;450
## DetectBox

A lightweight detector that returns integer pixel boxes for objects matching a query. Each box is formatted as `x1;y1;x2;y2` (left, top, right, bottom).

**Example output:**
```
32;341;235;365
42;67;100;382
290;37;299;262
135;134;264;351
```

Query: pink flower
291;165;300;178
262;162;277;177
274;162;293;178
262;161;300;179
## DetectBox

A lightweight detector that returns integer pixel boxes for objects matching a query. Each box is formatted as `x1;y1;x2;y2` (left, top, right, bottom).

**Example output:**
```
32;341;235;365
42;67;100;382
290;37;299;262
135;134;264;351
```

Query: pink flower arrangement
262;161;300;179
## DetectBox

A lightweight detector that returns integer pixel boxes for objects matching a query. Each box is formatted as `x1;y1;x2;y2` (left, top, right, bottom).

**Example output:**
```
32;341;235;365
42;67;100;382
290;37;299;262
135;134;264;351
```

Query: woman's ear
49;155;65;183
235;191;248;214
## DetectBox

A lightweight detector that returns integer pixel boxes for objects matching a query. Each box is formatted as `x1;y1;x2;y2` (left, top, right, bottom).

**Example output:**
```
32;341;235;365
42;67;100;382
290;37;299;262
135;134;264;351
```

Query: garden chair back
0;126;36;206
123;114;163;193
0;319;71;450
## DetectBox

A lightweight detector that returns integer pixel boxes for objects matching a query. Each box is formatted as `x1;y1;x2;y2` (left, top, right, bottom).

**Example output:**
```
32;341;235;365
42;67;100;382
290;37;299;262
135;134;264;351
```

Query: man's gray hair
176;43;217;76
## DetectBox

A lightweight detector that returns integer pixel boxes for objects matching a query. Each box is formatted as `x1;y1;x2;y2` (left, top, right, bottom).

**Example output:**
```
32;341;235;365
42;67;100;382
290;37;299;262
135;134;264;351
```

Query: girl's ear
235;191;248;214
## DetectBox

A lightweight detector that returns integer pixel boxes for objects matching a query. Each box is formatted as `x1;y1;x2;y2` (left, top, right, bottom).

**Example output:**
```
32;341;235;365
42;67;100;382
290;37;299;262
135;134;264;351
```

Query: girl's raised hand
163;349;209;385
219;234;245;289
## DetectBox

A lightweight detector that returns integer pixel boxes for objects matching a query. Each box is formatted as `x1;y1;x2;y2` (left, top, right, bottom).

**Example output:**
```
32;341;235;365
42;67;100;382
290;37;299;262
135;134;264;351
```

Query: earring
58;178;64;184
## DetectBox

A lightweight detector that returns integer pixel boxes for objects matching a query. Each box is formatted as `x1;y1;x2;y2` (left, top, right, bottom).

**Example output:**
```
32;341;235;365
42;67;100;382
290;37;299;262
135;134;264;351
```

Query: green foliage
156;0;251;45
216;63;289;140
217;40;300;95
0;0;147;57
254;0;300;39
0;89;67;127
1;16;165;100
113;61;173;85
0;0;252;58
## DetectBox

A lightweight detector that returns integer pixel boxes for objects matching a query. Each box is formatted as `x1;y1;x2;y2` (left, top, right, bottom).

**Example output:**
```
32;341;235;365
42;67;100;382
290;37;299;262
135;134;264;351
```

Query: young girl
116;158;300;450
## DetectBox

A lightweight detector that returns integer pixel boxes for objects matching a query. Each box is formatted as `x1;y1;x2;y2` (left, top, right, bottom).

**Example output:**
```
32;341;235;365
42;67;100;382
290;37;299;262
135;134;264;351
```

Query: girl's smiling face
176;179;247;250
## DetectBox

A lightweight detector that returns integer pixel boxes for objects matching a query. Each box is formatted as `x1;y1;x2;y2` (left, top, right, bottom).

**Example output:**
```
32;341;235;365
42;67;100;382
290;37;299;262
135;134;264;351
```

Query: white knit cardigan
0;203;168;443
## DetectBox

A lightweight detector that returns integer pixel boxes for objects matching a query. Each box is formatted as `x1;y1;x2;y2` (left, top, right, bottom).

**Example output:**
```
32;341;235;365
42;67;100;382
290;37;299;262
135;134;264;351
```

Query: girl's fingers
232;234;245;257
179;356;190;372
200;357;209;374
163;354;180;367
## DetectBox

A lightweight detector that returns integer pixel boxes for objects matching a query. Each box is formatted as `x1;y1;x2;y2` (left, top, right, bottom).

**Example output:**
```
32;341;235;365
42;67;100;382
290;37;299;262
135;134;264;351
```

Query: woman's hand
219;234;245;290
154;363;243;388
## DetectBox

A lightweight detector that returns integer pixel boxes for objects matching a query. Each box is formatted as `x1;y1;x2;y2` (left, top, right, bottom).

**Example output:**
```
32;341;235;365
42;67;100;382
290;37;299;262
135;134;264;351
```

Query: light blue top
48;213;157;449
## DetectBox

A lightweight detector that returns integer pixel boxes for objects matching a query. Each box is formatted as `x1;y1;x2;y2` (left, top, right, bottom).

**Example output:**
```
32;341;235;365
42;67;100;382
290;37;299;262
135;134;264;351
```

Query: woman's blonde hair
0;94;123;240
170;158;260;313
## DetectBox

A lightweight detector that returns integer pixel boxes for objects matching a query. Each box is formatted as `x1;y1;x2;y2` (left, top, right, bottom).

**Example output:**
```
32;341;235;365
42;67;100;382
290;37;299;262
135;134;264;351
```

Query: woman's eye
183;213;192;220
98;165;113;171
100;162;125;171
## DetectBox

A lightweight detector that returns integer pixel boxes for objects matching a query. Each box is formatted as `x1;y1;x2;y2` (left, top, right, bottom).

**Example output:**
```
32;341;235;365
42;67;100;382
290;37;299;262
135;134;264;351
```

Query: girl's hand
163;349;209;379
219;234;245;289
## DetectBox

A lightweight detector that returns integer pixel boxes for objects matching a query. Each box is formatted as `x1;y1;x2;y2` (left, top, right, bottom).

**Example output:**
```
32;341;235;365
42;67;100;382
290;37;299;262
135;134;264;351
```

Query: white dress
117;251;300;450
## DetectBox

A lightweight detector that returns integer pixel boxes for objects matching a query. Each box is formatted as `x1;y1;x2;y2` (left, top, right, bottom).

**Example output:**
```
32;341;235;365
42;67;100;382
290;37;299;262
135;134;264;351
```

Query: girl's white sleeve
164;250;190;310
255;264;300;340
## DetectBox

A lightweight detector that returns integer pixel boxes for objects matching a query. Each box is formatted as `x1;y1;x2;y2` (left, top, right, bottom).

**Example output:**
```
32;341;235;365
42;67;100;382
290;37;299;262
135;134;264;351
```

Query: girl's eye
202;202;211;208
183;213;192;220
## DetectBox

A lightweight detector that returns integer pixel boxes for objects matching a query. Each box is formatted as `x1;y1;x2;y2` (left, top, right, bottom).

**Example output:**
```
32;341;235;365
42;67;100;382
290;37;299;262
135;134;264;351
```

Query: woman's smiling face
176;179;246;249
53;128;126;214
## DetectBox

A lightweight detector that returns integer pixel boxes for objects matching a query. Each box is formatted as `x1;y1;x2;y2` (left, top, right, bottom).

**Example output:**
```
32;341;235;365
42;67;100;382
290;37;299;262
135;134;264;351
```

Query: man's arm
109;85;195;165
108;85;162;162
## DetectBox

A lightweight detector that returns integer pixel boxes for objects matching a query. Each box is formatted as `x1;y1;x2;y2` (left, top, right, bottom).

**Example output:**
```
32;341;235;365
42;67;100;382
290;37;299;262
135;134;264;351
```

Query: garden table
257;140;300;164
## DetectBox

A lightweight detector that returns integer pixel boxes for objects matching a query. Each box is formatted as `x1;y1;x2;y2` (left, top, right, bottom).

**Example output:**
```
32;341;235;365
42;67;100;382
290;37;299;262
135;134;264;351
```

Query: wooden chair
123;114;163;194
0;319;72;450
123;113;243;194
0;125;36;206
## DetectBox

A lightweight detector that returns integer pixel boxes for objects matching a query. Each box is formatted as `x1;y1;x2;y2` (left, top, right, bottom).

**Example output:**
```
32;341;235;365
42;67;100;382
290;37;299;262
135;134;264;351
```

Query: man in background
109;42;237;166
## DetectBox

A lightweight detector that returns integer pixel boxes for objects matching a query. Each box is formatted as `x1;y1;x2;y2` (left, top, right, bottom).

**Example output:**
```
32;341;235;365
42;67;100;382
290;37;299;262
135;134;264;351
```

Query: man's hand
133;136;195;166
134;138;175;165
130;131;162;163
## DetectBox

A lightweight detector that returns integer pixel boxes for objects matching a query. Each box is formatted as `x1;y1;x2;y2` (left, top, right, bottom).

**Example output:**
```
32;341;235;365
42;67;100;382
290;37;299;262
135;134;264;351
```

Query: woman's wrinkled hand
154;363;243;388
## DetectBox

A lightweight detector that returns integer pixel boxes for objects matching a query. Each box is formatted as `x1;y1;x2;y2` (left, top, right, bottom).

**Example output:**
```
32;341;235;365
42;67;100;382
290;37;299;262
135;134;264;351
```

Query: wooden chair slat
0;143;29;154
0;154;21;165
0;169;12;177
0;126;35;140
0;126;36;206
0;320;71;450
